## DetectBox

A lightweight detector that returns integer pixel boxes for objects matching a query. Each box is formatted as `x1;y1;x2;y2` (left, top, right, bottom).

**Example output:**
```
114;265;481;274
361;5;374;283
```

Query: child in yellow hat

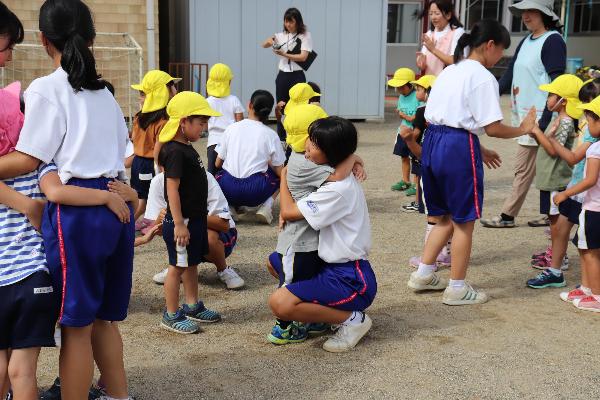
266;103;366;344
130;70;180;230
206;63;245;175
388;67;419;193
156;91;223;334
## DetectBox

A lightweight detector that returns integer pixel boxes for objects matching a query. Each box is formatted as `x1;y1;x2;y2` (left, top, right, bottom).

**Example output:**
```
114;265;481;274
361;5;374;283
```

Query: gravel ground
37;97;600;399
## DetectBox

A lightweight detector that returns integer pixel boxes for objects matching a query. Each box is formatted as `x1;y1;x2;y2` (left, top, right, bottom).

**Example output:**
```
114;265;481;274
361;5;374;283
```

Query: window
510;0;562;32
465;0;503;30
387;2;420;44
573;0;600;33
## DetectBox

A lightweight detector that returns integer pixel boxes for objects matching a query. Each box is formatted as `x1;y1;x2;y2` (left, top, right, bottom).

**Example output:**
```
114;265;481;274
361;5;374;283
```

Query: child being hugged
407;19;536;305
269;116;376;353
130;70;179;228
206;63;244;175
158;91;223;334
266;103;366;344
554;94;600;312
388;68;419;194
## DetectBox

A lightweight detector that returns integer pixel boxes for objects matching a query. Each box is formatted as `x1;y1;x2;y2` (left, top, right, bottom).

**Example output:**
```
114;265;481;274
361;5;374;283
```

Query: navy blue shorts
421;125;484;223
540;189;564;216
42;178;135;327
0;271;59;349
200;227;238;263
268;251;324;287
411;157;421;176
393;134;410;158
130;156;155;200
163;215;209;267
286;259;377;312
558;197;582;225
573;210;600;250
216;169;279;208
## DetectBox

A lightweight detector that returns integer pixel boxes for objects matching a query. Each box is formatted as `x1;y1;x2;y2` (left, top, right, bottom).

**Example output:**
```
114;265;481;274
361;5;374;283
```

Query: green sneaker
405;184;417;196
267;321;308;345
391;180;409;191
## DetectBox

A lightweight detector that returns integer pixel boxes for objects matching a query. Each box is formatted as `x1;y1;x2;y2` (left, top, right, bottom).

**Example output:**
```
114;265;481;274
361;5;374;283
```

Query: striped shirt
0;163;56;286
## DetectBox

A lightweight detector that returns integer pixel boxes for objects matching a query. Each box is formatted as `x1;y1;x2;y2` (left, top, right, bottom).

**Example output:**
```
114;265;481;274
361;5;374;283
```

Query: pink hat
0;81;24;157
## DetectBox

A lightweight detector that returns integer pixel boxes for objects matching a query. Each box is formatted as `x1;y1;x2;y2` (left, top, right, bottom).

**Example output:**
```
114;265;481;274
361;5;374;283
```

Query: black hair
307;81;321;103
418;0;463;30
0;1;24;50
541;12;563;34
454;19;511;64
308;116;357;167
579;78;600;103
103;80;115;96
283;8;306;35
584;110;600;121
250;89;274;123
39;0;106;92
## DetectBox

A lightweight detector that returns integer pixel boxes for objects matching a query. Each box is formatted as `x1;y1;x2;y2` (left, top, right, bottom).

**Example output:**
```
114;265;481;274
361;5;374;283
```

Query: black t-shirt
159;141;208;219
413;106;426;144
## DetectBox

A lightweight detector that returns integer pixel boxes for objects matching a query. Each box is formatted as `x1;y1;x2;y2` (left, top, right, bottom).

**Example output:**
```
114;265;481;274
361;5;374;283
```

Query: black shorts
573;209;600;250
130;156;155;200
558;197;583;225
540;189;564;216
393;134;410;158
268;250;325;287
0;271;59;350
411;157;421;176
162;215;209;267
418;176;425;214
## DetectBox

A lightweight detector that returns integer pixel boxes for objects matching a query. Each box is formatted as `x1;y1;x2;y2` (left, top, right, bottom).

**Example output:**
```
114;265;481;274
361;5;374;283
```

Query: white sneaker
217;267;245;289
322;313;372;353
255;203;273;224
442;283;489;306
407;271;447;291
153;268;168;285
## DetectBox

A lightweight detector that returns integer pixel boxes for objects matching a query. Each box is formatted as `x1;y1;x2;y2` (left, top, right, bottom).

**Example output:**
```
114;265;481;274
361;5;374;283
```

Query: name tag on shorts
139;173;154;181
33;286;54;294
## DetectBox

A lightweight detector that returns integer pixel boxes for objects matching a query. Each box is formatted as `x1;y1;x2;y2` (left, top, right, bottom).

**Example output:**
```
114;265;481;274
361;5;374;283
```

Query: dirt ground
37;97;600;399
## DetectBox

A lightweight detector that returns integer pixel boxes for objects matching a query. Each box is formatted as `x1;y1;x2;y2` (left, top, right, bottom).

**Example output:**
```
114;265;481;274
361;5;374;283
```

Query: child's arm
40;171;131;223
270;164;284;177
0;183;46;231
279;167;305;222
327;154;366;182
485;107;536;139
166;177;190;247
397;110;416;122
124;154;134;169
480;145;502;169
554;158;600;205
215;157;224;169
549;139;589;167
134;223;162;247
153;142;163;171
207;215;229;233
530;125;558;157
400;126;422;158
108;180;140;211
0;151;40;179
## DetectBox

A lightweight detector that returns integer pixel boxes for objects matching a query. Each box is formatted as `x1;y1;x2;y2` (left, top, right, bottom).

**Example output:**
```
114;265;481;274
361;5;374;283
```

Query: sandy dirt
37;98;600;399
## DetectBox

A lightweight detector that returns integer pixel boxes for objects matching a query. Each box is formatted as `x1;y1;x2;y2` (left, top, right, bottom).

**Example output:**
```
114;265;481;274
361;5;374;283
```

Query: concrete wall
386;45;421;75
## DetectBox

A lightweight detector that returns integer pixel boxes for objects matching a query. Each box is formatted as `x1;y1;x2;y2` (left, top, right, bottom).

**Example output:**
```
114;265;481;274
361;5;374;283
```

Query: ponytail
39;0;105;92
250;89;274;123
454;19;511;64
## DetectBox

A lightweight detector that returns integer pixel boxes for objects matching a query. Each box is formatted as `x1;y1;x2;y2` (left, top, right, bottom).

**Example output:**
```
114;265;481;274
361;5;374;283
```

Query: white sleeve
144;173;166;221
450;28;465;56
215;130;228;160
468;79;503;129
233;96;245;114
269;133;286;167
297;185;349;231
301;32;313;52
206;172;232;220
15;91;66;164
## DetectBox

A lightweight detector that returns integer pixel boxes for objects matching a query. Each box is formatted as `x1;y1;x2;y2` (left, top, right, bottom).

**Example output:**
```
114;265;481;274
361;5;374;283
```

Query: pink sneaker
574;296;600;313
531;245;551;261
409;256;421;268
560;288;587;303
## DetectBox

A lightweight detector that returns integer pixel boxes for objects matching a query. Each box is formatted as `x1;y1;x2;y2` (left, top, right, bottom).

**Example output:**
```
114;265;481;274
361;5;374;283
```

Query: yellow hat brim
387;79;410;88
538;83;554;93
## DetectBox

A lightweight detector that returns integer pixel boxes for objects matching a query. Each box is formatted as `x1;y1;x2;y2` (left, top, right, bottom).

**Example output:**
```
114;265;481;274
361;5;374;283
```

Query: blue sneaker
182;301;221;323
160;309;200;334
303;322;329;336
527;270;566;289
267;321;308;345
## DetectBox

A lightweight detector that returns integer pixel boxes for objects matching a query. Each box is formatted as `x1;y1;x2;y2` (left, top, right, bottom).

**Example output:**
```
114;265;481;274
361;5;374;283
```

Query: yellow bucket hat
283;103;328;153
539;74;584;119
284;83;321;115
410;75;437;90
387;68;416;88
578;95;600;118
131;70;181;113
159;91;222;143
207;63;233;98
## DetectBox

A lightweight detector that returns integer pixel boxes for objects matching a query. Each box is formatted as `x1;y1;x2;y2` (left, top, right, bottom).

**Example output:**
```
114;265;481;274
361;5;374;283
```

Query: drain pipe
146;0;156;70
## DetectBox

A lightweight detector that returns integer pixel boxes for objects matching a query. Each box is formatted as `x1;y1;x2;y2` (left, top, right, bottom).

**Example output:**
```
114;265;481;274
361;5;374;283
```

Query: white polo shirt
16;68;129;183
207;95;245;148
274;31;313;72
297;175;371;264
216;119;285;178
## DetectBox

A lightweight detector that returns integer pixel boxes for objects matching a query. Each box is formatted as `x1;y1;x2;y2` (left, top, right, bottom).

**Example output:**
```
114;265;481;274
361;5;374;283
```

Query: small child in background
554;94;600;312
388;68;419;194
158;92;223;334
206;63;245;175
307;81;321;106
526;74;583;289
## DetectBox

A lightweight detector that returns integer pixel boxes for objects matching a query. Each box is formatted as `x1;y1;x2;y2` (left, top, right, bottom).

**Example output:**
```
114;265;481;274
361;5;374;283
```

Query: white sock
263;197;274;209
424;222;435;244
343;311;364;326
448;279;465;289
548;267;562;277
581;286;592;295
416;262;436;277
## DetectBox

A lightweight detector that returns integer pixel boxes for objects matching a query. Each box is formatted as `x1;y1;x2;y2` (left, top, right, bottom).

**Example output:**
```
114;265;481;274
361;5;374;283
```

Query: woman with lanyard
416;0;465;76
262;7;313;141
480;0;566;228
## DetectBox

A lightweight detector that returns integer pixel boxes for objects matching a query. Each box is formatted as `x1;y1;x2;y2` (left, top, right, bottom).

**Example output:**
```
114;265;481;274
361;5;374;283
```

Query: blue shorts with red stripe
285;259;377;312
215;169;279;208
421;124;484;223
42;178;135;327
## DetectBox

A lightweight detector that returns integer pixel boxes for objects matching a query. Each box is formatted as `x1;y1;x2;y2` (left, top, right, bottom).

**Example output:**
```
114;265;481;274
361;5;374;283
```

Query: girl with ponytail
215;90;286;224
407;19;537;306
0;1;134;399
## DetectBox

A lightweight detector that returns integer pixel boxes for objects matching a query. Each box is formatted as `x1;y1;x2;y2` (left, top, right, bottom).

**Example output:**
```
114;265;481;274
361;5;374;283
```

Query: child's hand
416;52;426;70
399;126;414;141
277;101;286;111
105;192;131;223
174;222;190;247
24;199;46;232
553;192;567;206
108;180;137;203
155;208;167;225
481;147;502;169
135;223;162;246
529;124;543;138
352;163;367;182
520;106;537;135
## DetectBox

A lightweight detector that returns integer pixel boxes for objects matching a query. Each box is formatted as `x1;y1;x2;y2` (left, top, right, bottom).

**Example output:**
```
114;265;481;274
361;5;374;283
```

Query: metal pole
146;0;156;70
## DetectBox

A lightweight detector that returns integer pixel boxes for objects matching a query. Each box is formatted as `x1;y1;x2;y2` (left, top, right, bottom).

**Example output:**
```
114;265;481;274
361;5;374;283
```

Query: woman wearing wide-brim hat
480;0;566;229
